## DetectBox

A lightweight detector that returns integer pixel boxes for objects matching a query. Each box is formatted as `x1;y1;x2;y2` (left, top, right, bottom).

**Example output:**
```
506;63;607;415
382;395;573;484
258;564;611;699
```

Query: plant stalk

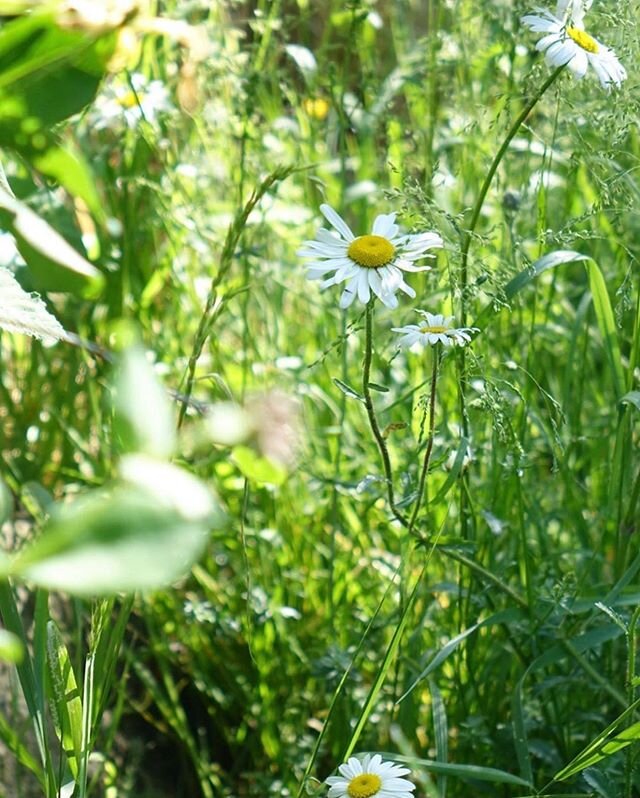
459;65;564;325
408;348;440;537
362;300;407;527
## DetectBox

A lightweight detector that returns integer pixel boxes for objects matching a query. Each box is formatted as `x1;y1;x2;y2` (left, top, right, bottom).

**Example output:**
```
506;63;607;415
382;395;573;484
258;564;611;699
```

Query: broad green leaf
0;628;23;662
0;187;104;296
11;457;221;596
232;444;287;486
113;346;176;458
46;620;83;778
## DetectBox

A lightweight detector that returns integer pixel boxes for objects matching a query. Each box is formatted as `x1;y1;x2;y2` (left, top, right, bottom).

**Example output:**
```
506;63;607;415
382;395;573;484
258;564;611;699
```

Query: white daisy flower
325;754;415;798
556;0;592;27
392;311;478;349
297;204;443;310
91;72;172;131
521;2;627;90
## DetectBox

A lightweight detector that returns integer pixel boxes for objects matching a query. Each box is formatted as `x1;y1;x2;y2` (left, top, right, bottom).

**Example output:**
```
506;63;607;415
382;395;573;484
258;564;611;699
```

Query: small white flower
392;311;478;350
325;754;414;798
521;3;626;90
297;204;443;310
91;72;172;131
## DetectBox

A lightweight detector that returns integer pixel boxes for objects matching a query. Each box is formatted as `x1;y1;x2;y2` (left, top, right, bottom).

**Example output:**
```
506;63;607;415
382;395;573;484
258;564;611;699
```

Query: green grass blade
46;620;83;780
429;436;469;505
620;391;640;413
555;699;640;781
296;568;400;798
398;608;519;702
0;706;44;787
429;679;448;798
389;755;533;787
585;259;625;400
0;582;47;765
341;564;427;761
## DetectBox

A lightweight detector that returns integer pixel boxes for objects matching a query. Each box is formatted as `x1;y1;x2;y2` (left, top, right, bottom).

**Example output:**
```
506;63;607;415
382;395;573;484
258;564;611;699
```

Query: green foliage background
1;0;640;797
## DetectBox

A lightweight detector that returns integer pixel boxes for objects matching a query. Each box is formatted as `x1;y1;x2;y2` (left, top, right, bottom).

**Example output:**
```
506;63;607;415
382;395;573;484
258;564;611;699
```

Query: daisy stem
362;299;407;527
459;64;564;326
407;349;439;538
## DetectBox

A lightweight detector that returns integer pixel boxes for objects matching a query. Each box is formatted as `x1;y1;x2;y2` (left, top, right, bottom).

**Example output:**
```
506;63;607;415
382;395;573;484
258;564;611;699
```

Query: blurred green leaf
11;457;221;596
621;391;640;413
0;476;11;525
0;628;23;663
232;445;287;486
113;346;176;458
0;187;103;295
0;10;116;216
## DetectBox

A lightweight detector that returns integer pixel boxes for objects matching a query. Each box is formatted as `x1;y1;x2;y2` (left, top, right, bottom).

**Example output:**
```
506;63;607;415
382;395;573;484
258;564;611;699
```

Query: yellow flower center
347;235;395;268
420;325;448;334
347;774;382;798
119;90;141;109
303;97;330;120
567;26;599;53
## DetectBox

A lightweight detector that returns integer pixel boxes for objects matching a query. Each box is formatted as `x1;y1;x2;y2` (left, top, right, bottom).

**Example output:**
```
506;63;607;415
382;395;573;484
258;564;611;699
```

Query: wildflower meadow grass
0;1;639;797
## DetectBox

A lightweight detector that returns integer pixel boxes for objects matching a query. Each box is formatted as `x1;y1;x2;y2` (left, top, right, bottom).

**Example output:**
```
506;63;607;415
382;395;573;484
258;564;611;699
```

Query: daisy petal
372;213;399;239
320;204;355;241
